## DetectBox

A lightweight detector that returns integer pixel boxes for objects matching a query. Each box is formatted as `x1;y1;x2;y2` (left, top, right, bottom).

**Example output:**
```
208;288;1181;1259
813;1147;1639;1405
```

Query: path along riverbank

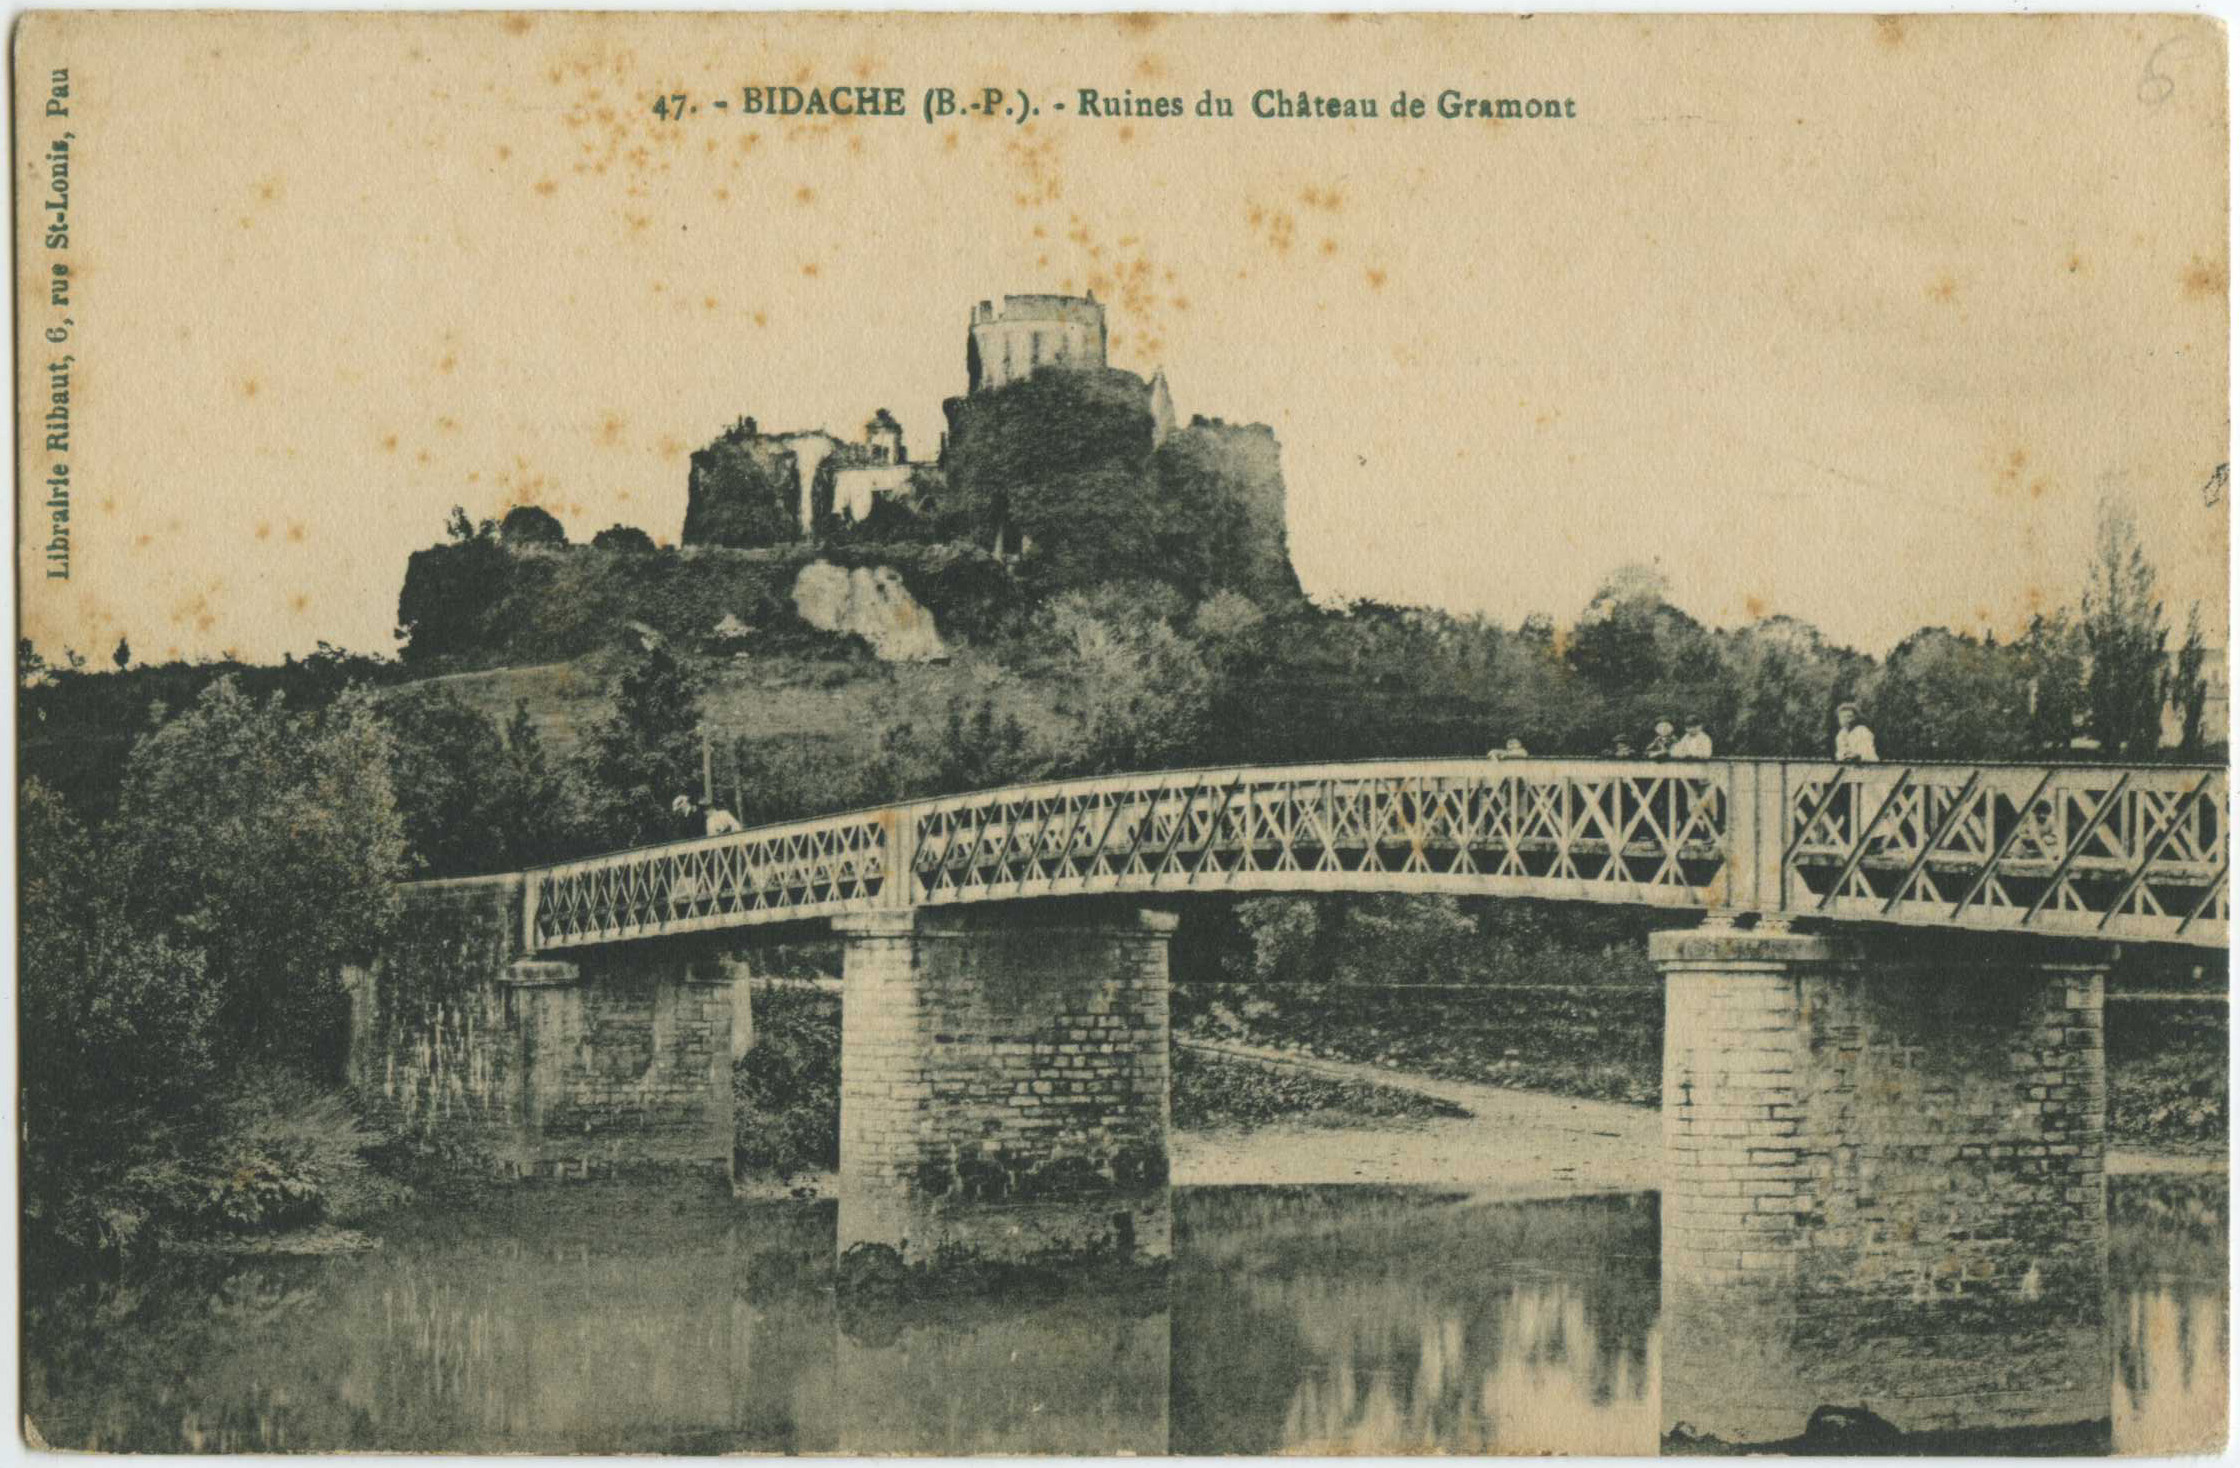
1168;1039;2223;1197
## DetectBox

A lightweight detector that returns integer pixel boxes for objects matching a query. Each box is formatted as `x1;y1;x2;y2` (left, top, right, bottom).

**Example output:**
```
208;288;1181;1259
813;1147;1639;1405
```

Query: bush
1172;1047;1467;1131
119;1068;403;1236
111;680;408;1071
2106;1000;2228;1153
734;987;841;1178
499;504;568;548
31;1068;405;1258
592;523;657;554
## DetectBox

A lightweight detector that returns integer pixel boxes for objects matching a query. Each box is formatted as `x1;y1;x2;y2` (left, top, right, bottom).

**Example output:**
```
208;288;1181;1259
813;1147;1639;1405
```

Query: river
22;1175;2225;1455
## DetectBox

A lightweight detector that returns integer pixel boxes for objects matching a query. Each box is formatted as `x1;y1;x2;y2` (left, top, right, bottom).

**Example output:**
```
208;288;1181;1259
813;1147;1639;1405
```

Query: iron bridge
523;758;2229;953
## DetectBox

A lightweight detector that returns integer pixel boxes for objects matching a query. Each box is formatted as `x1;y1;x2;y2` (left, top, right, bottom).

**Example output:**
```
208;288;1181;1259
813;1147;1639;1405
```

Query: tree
2014;612;2089;755
572;643;707;847
1723;616;1865;758
379;688;511;877
867;696;1045;801
2170;602;2212;755
112;635;131;671
592;523;657;554
20;780;221;1174
1036;585;1214;773
110;679;409;1072
1564;565;1734;750
499;504;568;548
486;700;574;866
2081;498;2170;758
1867;628;2031;760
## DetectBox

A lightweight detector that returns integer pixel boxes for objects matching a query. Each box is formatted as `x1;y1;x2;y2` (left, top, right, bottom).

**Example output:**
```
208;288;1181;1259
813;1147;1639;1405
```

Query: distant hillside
395;536;1018;671
398;370;1305;675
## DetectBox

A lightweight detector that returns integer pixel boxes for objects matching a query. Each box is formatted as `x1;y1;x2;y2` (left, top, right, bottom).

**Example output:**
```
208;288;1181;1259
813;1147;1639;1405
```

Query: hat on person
1836;701;1860;715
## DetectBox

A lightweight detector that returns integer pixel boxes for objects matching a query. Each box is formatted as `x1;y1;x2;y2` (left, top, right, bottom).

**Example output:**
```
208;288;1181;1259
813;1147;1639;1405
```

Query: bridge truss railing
523;757;2226;952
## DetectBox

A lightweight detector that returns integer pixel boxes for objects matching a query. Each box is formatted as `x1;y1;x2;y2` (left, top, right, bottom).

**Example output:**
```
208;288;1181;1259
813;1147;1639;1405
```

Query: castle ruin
685;292;1173;548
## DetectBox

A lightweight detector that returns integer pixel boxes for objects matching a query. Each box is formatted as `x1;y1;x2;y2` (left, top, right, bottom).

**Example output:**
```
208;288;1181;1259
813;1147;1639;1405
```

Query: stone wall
347;878;732;1180
345;874;528;1162
835;903;1174;1265
1656;926;2110;1447
517;950;734;1178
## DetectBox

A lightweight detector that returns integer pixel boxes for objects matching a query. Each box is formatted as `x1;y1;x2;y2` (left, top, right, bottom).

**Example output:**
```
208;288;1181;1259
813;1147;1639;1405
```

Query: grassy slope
401;643;1074;768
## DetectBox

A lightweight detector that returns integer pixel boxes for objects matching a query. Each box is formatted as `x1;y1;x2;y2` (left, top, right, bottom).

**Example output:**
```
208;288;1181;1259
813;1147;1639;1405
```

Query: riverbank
1177;982;2229;1157
1168;1040;2226;1193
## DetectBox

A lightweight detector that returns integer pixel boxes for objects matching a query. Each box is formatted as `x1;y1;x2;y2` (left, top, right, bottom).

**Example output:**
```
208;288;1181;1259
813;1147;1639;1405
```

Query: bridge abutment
347;876;734;1182
834;903;1175;1269
1654;922;2110;1449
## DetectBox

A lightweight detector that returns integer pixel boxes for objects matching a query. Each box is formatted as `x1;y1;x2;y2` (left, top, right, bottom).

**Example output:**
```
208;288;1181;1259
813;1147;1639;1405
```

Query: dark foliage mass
591;523;658;555
19;641;402;820
1170;1047;1468;1131
498;504;567;548
21;680;411;1258
733;988;842;1179
682;421;804;549
941;366;1160;567
379;689;573;874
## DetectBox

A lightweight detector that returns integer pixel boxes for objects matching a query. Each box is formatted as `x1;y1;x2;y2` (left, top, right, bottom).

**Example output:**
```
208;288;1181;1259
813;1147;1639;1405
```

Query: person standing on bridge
1834;702;1879;763
1646;719;1677;759
1670;718;1714;759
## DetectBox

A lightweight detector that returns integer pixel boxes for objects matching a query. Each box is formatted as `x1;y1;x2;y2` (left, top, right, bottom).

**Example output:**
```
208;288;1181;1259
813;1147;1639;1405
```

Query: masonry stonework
835;902;1175;1266
346;877;733;1181
1655;924;2110;1448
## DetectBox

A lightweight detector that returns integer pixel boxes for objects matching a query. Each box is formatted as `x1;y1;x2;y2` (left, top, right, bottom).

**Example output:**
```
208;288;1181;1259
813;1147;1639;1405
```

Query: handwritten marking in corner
2140;35;2192;107
2202;463;2227;508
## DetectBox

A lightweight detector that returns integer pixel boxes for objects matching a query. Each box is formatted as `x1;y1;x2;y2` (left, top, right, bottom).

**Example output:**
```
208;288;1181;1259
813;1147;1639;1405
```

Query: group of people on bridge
1490;702;1881;765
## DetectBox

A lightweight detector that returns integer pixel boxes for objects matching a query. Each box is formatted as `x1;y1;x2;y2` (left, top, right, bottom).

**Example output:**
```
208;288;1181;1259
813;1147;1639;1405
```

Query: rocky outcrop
791;562;948;662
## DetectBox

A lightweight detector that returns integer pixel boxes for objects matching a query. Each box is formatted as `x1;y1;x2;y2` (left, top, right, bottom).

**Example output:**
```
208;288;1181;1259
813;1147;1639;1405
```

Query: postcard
14;11;2229;1456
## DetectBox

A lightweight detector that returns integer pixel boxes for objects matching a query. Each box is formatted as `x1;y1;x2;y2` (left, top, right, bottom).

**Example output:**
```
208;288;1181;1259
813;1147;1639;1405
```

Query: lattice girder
522;757;2226;951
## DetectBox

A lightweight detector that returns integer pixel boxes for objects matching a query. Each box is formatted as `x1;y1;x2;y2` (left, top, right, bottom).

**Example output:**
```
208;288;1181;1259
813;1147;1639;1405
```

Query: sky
14;11;2230;666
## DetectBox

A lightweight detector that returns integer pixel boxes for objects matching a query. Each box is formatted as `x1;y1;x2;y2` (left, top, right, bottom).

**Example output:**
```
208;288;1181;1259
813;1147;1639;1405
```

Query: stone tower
1148;368;1176;446
865;408;905;465
967;292;1107;393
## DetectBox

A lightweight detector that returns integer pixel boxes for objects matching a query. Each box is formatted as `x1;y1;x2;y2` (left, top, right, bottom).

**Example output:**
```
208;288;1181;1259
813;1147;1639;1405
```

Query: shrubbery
734;988;842;1179
21;678;413;1261
1171;1047;1467;1131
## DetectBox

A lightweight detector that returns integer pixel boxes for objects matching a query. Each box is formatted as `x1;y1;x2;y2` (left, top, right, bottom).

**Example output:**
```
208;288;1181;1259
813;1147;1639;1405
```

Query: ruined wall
346;874;528;1162
520;949;734;1179
835;903;1174;1265
347;877;732;1180
682;424;807;548
1657;927;2110;1447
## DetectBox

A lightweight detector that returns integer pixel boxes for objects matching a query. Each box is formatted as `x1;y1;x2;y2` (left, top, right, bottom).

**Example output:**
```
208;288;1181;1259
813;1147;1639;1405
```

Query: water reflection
19;1175;2225;1455
1171;1189;1659;1454
2111;1173;2230;1455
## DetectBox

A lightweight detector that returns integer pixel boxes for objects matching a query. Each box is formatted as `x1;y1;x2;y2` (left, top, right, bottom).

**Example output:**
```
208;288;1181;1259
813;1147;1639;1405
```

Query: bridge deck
523;758;2228;952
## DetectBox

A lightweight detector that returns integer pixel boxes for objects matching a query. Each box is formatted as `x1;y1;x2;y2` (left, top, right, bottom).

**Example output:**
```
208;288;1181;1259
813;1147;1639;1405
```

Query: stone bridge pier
833;902;1176;1269
1654;920;2111;1451
346;875;734;1181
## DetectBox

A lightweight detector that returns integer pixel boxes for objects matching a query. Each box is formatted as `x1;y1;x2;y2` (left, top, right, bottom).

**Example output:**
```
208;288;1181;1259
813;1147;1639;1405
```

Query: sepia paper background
10;10;2231;1458
13;10;2230;667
